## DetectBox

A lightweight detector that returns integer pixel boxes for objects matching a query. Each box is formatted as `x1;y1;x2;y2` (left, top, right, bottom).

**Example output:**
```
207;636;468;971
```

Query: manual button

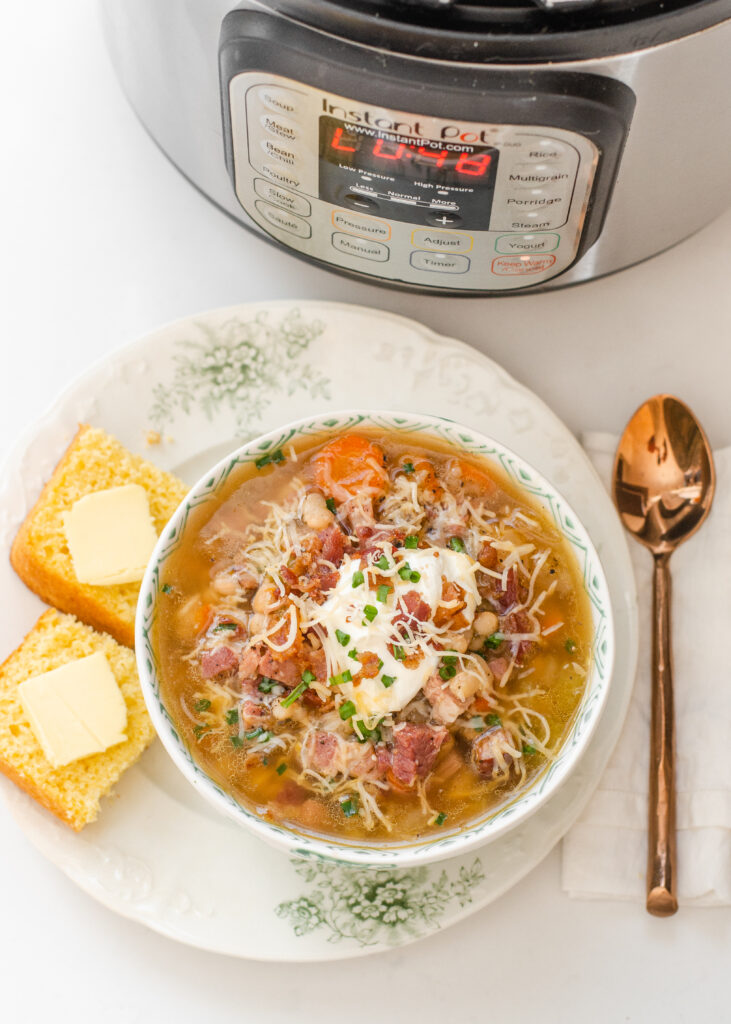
255;200;311;238
411;229;473;253
410;251;470;275
332;233;389;262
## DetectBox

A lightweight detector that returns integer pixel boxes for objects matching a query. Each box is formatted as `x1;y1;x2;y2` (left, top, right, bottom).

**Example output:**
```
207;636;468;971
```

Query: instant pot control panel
220;11;635;294
229;75;598;292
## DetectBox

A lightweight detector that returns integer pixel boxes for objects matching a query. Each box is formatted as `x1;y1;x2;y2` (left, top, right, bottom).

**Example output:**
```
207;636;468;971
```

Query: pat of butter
18;652;128;768
64;484;158;585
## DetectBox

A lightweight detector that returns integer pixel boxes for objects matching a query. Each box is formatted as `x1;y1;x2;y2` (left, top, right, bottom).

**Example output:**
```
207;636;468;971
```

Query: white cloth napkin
561;433;731;906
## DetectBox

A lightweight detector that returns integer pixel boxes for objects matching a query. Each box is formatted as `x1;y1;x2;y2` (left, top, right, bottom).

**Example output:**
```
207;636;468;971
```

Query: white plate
0;302;638;960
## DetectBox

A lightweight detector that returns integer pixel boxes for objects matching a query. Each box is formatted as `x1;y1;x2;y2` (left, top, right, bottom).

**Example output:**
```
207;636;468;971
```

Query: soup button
491;254;557;276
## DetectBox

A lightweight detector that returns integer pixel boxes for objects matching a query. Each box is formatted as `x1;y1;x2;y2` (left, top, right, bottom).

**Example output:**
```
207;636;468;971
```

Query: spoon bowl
613;395;715;917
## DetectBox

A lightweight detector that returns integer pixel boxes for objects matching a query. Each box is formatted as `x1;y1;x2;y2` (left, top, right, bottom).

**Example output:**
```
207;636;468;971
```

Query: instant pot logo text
322;100;493;147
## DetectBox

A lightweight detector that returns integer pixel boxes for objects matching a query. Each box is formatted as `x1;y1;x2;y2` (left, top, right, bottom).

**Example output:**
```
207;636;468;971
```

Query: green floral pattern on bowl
137;409;614;870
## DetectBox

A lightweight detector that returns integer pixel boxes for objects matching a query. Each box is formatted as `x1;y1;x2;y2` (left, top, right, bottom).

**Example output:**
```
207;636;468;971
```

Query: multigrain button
410;251;470;274
495;232;560;254
507;162;576;186
331;233;389;262
260;113;298;142
332;209;391;240
411;229;473;253
254;178;311;216
255;200;311;238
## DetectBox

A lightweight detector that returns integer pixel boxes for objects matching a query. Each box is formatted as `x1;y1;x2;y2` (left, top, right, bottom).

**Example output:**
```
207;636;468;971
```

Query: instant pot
101;0;731;295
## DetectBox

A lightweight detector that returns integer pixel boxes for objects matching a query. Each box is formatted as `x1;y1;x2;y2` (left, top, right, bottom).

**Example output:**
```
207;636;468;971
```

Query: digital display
318;116;499;229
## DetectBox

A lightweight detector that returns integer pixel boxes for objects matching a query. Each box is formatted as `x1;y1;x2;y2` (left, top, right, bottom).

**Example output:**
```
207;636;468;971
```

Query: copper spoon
613;395;715;917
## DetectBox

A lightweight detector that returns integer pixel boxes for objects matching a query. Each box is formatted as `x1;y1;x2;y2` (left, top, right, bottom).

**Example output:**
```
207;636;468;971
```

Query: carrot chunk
312;435;388;502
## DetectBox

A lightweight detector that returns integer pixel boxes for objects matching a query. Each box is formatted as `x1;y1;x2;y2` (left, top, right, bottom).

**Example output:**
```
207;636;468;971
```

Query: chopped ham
318;524;348;566
301;731;387;781
472;727;517;780
424;673;467;726
391;723;447;787
238;646;261;680
240;700;271;728
200;646;238;678
258;649;301;687
301;731;339;774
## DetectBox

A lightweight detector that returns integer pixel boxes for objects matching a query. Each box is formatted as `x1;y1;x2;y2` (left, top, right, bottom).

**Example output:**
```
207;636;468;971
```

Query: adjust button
255;200;311;238
332;233;389;262
332;209;391;240
412;229;473;253
495;232;560;254
410;251;470;275
254;178;311;217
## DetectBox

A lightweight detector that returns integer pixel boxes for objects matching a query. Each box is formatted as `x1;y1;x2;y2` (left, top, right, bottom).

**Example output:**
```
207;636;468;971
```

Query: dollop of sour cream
317;546;479;719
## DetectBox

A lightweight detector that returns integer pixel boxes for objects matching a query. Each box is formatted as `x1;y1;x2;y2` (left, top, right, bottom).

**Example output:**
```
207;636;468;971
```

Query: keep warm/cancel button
491;254;557;276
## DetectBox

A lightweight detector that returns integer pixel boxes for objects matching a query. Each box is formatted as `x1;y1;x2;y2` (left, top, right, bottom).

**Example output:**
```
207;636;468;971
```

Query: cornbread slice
11;425;187;647
0;609;155;830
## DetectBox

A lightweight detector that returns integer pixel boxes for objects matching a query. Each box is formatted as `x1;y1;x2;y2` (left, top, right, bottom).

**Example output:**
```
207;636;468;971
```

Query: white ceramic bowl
136;410;615;868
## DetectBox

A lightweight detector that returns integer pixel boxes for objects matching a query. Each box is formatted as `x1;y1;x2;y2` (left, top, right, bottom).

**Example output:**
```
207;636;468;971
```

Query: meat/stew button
491;254;557;276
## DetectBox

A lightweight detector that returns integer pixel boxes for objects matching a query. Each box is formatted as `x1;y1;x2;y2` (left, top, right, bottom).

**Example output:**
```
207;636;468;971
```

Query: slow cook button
491;254;557;276
255;86;301;118
410;251;470;275
331;232;389;262
256;200;311;238
332;209;391;240
254;178;311;217
411;228;473;253
495;232;560;254
260;113;298;142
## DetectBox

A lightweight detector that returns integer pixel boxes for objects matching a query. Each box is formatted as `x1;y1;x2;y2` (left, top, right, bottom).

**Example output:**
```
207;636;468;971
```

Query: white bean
212;573;237;596
449;670;481;704
474;611;499;637
302;491;334;531
252;582;278;614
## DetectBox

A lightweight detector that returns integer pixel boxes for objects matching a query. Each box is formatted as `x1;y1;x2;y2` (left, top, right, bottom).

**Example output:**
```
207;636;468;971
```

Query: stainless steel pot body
101;0;731;293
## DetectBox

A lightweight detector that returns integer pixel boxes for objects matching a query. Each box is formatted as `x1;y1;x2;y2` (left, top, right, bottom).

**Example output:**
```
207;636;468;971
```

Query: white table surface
2;3;730;1021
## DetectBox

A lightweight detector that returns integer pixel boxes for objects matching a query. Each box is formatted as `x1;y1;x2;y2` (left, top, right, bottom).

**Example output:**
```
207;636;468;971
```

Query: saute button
262;164;302;190
254;178;311;217
411;229;473;253
331;232;390;262
255;200;312;238
495;232;560;254
410;251;470;274
260;113;299;143
491;254;557;276
332;210;391;240
255;86;301;118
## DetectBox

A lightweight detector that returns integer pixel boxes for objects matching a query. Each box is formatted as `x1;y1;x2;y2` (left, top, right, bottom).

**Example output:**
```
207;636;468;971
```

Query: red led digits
416;147;448;168
372;138;408;160
454;152;492;176
330;127;356;152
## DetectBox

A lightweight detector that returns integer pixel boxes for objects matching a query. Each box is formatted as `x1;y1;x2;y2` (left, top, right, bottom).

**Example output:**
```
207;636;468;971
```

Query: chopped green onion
281;682;308;708
276;763;287;776
348;648;359;660
441;654;458;667
393;645;405;661
377;659;384;671
335;629;350;647
363;604;378;622
381;675;395;688
439;664;457;680
258;677;275;693
193;724;210;740
398;564;412;581
403;462;415;474
340;796;358;818
161;583;173;594
225;708;239;725
329;670;353;686
409;570;421;583
447;536;465;553
485;713;502;728
484;632;504;650
230;734;244;748
245;726;264;740
404;535;419;549
301;669;316;684
434;812;447;826
325;497;337;514
375;554;390;571
194;698;211;713
339;700;357;720
352;570;364;588
353;718;382;743
522;743;537;755
376;584;390;603
262;758;269;766
564;638;576;653
255;448;285;469
213;621;238;632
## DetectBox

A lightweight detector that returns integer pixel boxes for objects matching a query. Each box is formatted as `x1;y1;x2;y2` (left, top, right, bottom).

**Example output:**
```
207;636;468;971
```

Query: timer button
410;251;470;275
254;178;311;217
331;233;390;262
255;200;311;239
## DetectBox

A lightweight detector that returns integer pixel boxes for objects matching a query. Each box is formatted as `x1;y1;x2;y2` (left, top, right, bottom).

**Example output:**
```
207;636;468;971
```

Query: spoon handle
647;553;679;916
